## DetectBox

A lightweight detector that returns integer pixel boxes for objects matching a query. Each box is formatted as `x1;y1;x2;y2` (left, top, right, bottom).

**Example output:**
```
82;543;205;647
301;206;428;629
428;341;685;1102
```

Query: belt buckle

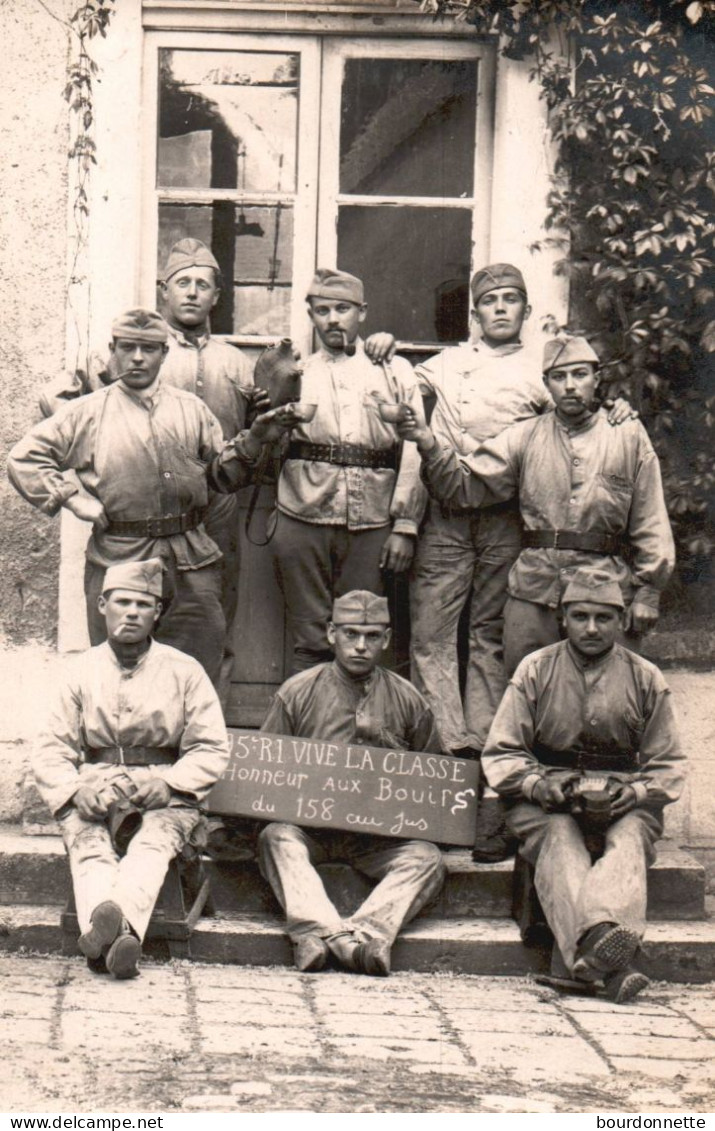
327;443;338;464
552;531;561;550
117;746;125;766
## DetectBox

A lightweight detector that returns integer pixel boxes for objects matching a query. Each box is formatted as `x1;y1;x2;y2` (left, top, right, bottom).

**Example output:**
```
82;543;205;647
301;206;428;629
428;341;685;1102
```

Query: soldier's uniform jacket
482;640;685;809
33;640;230;816
262;661;441;754
7;379;260;570
277;340;425;535
421;408;675;610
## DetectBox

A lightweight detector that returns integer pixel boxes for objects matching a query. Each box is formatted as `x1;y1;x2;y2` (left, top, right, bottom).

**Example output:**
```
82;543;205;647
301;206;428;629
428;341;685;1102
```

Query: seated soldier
481;567;685;1003
32;559;229;980
257;590;446;976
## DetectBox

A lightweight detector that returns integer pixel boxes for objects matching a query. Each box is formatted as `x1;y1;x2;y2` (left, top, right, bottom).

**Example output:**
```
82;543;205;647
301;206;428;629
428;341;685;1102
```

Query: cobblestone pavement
1;954;713;1115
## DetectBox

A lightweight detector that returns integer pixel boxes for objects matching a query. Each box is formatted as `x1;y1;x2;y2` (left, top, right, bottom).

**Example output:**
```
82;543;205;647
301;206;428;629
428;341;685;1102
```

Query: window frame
319;36;495;353
141;30;322;356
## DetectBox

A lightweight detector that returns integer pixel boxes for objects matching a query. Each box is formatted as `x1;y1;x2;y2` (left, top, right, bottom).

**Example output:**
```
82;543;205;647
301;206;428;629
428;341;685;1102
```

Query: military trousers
272;513;388;673
59;781;201;942
410;502;521;752
203;491;240;707
257;822;445;944
507;804;662;974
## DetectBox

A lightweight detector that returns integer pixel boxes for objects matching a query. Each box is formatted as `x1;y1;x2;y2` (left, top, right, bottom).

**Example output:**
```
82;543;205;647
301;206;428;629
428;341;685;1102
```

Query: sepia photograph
0;0;713;1118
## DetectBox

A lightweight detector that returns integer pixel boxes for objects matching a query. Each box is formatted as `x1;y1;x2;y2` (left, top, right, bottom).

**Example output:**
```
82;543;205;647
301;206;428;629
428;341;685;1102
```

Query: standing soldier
8;308;293;686
398;333;675;678
271;268;426;673
39;239;256;704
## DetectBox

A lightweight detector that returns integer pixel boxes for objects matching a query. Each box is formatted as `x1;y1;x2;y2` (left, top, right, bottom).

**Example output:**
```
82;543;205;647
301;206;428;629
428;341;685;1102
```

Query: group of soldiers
8;243;685;1001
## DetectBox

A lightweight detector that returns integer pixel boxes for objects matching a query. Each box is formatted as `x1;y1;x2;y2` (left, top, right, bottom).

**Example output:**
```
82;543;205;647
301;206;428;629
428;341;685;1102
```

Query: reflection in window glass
158;50;299;192
158;203;293;336
338;206;472;343
340;59;477;198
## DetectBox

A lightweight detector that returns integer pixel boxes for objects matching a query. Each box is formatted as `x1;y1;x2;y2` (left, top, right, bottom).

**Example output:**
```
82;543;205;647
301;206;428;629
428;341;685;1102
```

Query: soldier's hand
245;387;273;425
604;396;638;426
625;602;659;634
248;403;300;444
73;785;109;821
610;784;638;818
364;332;396;365
532;778;569;813
380;532;415;573
132;778;172;811
63;493;109;530
395;407;435;454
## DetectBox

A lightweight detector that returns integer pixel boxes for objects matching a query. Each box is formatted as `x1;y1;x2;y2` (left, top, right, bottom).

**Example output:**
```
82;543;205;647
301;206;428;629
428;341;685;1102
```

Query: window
142;32;493;353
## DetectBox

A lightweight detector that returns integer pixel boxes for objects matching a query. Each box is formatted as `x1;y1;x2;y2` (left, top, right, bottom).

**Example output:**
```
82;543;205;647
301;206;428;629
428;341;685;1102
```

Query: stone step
1;904;714;983
0;826;706;921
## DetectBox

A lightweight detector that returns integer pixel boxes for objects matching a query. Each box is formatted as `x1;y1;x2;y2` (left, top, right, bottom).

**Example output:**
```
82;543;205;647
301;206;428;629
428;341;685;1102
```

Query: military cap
331;590;390;626
543;334;600;373
470;263;527;305
111;309;168;344
102;558;164;599
561;567;625;609
163;238;220;283
307;268;364;306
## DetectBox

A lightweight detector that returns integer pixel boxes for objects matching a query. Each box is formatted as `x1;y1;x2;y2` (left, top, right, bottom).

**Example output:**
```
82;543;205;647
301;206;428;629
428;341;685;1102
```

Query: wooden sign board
206;731;480;846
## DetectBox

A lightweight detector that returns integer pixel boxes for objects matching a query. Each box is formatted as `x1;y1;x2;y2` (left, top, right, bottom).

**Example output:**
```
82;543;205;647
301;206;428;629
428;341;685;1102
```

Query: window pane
158;202;293;336
340;58;477;198
158;49;299;192
338;206;471;343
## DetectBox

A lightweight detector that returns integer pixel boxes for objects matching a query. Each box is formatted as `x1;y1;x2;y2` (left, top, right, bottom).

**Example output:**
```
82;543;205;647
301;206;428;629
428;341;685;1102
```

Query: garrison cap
331;590;390;626
111;309;168;344
470;263;527;305
163;238;220;282
307;268;364;306
543;334;600;373
102;558;164;599
561;567;625;610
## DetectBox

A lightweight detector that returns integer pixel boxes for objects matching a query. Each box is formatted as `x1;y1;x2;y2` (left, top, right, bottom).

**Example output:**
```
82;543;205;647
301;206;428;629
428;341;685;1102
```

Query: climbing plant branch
40;0;117;374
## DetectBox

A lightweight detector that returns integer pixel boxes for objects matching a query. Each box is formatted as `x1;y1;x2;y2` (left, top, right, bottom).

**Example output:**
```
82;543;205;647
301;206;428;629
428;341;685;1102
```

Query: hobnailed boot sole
106;934;142;980
78;900;124;960
604;968;651;1005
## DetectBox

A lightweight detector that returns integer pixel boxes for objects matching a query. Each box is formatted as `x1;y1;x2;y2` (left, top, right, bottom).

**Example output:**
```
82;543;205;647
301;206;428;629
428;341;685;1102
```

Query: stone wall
0;0;73;645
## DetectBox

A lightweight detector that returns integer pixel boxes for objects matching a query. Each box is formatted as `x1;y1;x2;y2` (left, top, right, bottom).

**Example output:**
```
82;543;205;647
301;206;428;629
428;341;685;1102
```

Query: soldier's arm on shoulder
38;353;112;418
160;665;230;802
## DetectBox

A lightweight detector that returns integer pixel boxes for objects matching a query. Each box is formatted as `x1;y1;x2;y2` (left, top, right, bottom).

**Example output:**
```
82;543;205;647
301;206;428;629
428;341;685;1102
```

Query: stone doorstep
0;826;706;922
1;906;715;983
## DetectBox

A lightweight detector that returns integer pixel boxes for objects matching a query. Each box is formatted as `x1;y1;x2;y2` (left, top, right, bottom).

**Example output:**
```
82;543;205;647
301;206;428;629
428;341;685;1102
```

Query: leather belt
105;509;206;538
532;741;638;775
85;746;178;767
523;529;622;554
287;440;398;471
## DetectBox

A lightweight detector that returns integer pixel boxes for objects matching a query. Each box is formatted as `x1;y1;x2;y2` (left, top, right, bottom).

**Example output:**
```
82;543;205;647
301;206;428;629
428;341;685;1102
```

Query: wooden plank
207;731;480;846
